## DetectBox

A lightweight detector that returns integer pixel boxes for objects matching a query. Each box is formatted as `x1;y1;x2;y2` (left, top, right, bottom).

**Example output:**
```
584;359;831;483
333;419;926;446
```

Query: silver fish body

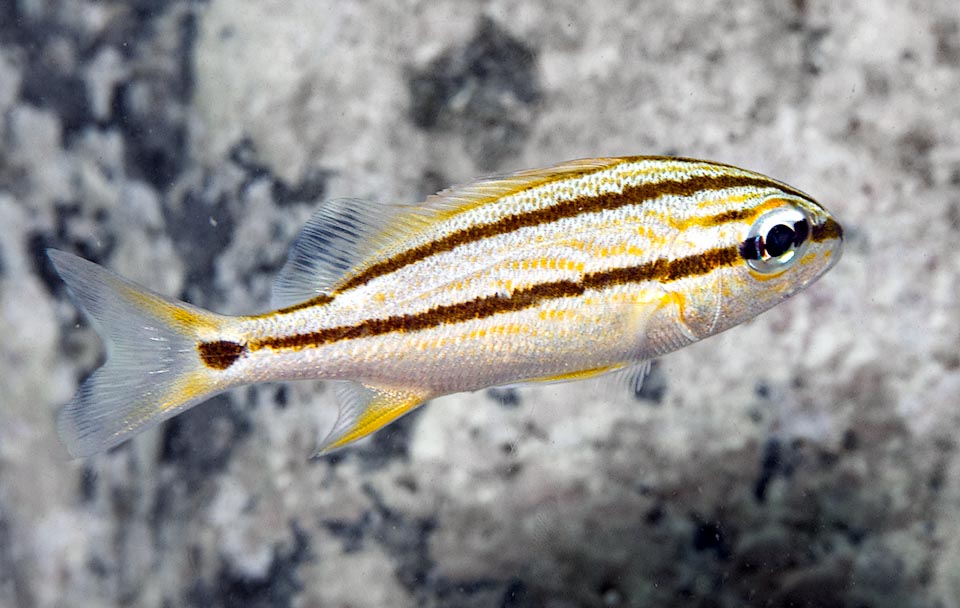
49;156;843;457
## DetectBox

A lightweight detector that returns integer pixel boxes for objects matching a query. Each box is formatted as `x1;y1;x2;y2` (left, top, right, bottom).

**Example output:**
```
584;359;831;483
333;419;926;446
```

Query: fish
48;156;844;458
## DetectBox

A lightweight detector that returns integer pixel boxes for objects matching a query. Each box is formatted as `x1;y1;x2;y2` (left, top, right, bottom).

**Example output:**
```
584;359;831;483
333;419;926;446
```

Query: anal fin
317;383;431;455
501;365;619;388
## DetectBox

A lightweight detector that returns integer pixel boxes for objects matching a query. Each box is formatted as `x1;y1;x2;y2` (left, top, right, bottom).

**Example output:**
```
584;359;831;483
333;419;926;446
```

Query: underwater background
1;1;958;606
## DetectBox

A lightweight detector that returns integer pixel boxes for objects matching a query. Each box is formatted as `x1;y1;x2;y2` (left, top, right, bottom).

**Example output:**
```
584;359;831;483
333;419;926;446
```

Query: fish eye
739;203;811;274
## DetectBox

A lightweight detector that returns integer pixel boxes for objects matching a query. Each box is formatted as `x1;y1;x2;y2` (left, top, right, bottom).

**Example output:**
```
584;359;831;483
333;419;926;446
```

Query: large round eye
739;204;811;274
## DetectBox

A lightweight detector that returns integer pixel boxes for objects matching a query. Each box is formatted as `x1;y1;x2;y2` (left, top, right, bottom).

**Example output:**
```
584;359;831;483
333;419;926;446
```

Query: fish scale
49;156;843;457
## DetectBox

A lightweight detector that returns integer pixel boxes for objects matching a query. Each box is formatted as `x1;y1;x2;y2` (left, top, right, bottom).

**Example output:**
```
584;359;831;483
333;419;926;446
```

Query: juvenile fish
49;156;843;457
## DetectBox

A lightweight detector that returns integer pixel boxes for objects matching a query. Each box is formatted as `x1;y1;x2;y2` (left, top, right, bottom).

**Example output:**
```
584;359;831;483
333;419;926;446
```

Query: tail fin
48;250;234;457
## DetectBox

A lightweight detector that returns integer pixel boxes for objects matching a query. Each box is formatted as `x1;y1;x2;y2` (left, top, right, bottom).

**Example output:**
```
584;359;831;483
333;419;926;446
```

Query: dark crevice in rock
430;576;513;607
487;387;521;408
162;180;235;301
26;200;116;299
27;230;65;296
3;3;200;148
322;511;372;554
361;483;437;597
158;394;251;491
186;523;311;608
79;465;97;503
273;386;288;410
408;17;541;169
227;138;273;183
164;137;330;305
55;202;116;263
229;138;330;207
352;490;546;606
20;60;93;139
0;1;19;45
754;437;782;502
633;360;667;404
500;578;529;608
800;26;831;76
111;77;187;191
272;166;329;207
753;437;800;503
108;8;197;191
691;519;731;560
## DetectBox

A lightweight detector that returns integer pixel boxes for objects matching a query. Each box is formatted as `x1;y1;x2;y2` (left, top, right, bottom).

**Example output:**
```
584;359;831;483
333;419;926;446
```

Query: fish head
668;190;844;341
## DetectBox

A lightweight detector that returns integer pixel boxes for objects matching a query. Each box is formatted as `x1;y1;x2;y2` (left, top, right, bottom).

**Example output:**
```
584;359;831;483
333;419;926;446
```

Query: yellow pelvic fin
317;383;432;455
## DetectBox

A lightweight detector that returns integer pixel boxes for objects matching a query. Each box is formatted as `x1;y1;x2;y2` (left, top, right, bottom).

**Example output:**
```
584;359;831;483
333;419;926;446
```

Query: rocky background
1;1;958;607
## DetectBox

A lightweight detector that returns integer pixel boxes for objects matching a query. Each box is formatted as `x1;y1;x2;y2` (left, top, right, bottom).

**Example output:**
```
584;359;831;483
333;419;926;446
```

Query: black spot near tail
198;340;245;370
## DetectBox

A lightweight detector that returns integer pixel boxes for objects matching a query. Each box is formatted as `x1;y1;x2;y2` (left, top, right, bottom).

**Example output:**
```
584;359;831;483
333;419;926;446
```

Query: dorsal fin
422;157;621;209
374;158;623;253
272;195;471;308
271;198;387;308
272;158;624;309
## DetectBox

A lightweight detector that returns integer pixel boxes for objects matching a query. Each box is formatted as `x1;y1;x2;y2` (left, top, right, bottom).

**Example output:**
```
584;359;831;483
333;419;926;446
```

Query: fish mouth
811;216;844;246
814;214;844;271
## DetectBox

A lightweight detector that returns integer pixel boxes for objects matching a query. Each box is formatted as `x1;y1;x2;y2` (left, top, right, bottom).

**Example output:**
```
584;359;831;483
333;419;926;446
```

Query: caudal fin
48;250;235;457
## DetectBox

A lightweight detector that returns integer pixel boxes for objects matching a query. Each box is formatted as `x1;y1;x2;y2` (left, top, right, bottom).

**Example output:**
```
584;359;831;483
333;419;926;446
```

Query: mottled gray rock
1;0;958;607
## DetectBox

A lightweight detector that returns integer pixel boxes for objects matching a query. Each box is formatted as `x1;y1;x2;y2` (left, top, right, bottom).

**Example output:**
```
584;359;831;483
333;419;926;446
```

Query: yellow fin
422;157;625;212
317;383;431;455
47;249;231;457
523;365;620;386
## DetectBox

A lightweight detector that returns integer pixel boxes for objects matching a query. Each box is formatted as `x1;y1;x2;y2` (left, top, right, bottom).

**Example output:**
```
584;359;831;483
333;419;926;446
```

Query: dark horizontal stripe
274;293;334;315
700;207;756;225
333;172;805;296
251;245;741;353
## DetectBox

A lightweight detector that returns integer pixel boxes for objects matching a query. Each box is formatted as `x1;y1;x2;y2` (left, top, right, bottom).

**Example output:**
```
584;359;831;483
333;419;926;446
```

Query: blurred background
0;1;958;606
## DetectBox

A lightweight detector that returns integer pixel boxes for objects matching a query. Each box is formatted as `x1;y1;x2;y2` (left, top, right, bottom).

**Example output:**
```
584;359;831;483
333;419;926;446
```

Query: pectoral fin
317;383;431;455
609;360;653;394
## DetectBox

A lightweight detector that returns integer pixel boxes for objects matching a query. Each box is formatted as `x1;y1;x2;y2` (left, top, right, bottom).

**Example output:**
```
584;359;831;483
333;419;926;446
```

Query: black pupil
764;224;795;257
